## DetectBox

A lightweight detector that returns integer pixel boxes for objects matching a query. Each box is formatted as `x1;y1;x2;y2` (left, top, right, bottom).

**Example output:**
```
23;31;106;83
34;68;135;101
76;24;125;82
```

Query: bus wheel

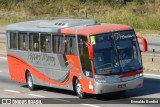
75;79;87;99
27;72;36;91
117;90;126;94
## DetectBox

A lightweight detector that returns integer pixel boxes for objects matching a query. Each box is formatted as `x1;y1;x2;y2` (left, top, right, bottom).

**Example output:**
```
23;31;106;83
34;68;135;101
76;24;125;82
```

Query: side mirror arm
85;43;94;60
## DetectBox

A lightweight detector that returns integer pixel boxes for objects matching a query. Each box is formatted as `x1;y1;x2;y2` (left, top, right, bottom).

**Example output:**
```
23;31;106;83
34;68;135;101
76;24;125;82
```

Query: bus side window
10;32;18;49
53;35;64;53
78;36;92;71
29;33;39;52
18;33;29;51
40;34;51;53
66;36;77;55
78;38;84;56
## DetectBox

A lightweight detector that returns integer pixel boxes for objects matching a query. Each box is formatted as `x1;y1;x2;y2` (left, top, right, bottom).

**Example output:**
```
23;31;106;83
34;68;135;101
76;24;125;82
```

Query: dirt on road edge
0;41;6;55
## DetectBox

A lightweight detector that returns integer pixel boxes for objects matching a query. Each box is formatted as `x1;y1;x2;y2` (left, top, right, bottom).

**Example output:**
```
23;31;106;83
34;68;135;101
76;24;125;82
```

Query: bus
6;19;147;98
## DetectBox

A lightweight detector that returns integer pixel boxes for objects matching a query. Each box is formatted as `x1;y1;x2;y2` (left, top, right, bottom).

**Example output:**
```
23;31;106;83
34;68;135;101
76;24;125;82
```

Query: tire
74;79;87;99
27;72;37;91
117;90;126;94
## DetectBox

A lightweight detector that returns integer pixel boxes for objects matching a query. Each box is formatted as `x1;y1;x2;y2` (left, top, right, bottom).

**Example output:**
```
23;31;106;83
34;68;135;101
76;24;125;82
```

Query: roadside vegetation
0;0;160;34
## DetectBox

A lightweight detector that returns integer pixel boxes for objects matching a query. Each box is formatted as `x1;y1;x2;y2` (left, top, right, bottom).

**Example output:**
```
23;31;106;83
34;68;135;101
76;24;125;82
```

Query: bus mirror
86;43;94;60
137;35;148;52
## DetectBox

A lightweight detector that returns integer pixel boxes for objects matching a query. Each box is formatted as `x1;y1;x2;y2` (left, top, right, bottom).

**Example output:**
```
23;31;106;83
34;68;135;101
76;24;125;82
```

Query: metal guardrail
0;32;5;34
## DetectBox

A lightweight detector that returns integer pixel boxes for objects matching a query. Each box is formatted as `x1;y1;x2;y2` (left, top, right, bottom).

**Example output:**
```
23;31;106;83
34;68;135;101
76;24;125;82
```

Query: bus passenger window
53;35;64;53
29;33;39;52
78;38;84;56
66;36;77;55
40;34;51;53
10;32;18;49
18;33;29;50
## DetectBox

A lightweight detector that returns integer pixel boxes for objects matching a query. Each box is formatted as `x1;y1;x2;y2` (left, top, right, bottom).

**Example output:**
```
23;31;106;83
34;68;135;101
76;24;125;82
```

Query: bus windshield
92;30;142;75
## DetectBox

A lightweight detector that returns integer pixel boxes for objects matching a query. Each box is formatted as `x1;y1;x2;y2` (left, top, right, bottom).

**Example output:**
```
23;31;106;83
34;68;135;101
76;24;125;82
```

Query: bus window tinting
29;33;39;52
53;35;64;53
18;33;29;50
10;32;18;49
40;34;51;52
78;36;92;71
66;36;77;55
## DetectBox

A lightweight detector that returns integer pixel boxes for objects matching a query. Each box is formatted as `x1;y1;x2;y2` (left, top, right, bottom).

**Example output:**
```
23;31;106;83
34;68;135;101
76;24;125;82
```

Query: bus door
78;36;93;78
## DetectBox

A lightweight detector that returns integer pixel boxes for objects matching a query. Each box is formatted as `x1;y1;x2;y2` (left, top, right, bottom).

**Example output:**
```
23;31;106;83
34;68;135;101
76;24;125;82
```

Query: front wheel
74;79;87;99
27;72;37;91
117;90;126;94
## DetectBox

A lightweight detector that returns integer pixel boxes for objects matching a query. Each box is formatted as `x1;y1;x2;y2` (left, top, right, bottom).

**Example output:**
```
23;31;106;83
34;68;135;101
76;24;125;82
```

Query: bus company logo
27;51;56;65
114;33;135;40
2;99;11;104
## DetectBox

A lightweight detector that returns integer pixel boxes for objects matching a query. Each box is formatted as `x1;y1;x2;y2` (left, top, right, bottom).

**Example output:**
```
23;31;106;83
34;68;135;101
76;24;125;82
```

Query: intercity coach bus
6;19;147;98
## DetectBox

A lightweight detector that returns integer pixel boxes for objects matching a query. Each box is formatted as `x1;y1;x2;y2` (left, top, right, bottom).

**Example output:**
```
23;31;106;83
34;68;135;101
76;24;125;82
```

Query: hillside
0;0;160;33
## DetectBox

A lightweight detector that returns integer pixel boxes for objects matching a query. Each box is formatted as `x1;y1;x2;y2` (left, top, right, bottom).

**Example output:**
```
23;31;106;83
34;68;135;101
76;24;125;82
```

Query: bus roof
61;24;133;36
6;19;97;33
6;19;133;35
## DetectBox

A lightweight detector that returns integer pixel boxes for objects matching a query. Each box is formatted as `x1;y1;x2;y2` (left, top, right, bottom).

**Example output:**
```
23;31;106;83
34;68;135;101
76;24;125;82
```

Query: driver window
78;36;92;71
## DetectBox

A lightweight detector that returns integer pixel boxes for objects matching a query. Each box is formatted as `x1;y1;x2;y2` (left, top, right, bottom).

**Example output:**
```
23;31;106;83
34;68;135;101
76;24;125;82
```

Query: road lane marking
144;73;160;77
0;70;3;73
0;57;7;60
81;104;100;107
54;98;71;103
4;89;20;93
28;94;45;98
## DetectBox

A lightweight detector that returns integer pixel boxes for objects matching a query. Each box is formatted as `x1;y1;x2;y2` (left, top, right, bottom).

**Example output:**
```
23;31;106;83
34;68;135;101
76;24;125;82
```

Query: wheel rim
28;75;32;87
76;80;82;96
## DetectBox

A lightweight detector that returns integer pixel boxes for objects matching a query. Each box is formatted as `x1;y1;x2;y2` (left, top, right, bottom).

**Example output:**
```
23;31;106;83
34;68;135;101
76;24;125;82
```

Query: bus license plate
118;84;126;88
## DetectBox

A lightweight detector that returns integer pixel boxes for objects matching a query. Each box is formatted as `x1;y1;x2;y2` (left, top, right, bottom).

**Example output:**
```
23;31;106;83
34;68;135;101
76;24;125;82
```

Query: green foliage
0;0;160;31
133;0;144;4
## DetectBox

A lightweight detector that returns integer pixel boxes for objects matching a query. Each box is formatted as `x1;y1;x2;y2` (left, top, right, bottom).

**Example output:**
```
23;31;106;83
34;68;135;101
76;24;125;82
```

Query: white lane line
81;104;100;107
0;70;3;73
144;73;160;77
0;57;7;60
28;94;45;98
54;98;71;103
4;89;20;93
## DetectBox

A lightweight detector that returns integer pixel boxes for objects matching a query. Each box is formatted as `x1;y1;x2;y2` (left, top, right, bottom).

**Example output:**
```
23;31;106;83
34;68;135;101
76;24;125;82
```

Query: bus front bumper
94;77;143;94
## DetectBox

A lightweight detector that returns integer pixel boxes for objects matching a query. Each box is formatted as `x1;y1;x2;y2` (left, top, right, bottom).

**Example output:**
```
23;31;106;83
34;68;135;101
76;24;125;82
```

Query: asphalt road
0;56;160;107
138;36;160;54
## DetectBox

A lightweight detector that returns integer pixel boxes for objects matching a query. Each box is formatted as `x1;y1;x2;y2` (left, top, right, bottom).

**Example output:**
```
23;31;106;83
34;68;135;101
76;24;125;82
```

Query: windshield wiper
95;63;113;69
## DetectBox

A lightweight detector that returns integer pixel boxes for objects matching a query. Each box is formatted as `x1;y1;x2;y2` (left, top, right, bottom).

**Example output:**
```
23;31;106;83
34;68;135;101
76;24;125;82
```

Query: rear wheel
27;72;37;91
74;79;87;99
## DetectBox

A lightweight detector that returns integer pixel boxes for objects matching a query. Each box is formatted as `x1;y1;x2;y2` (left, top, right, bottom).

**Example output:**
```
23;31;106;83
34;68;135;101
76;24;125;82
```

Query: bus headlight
95;78;107;83
135;73;143;78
